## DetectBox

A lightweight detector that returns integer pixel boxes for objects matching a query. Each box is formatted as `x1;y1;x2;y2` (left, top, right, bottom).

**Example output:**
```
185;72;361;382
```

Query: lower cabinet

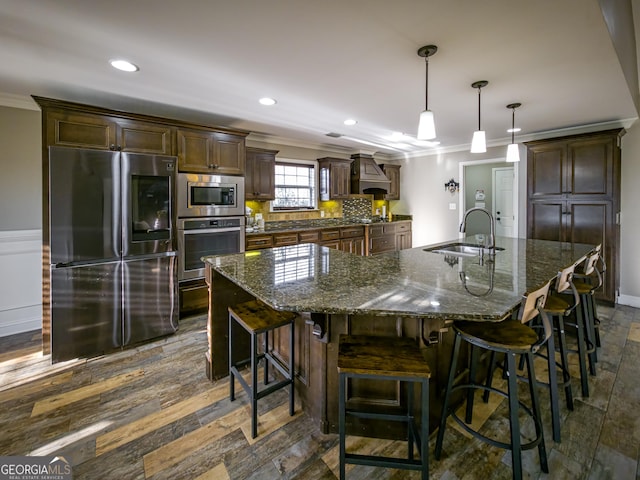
179;278;208;318
367;221;412;255
245;222;411;256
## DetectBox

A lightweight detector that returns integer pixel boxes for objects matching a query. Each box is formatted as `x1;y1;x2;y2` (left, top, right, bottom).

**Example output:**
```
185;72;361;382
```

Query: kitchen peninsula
204;237;594;433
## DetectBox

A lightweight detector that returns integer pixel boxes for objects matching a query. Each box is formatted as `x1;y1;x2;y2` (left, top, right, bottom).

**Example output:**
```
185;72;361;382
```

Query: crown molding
391;117;639;160
0;93;39;110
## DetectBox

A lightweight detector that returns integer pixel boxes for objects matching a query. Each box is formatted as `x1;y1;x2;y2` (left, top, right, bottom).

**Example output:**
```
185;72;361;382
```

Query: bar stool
228;299;296;439
337;335;431;480
435;280;552;480
523;262;578;442
546;260;593;398
573;245;604;358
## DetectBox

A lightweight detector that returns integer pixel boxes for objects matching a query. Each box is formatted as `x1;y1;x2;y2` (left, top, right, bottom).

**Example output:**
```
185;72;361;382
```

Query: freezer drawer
123;254;179;345
51;262;122;362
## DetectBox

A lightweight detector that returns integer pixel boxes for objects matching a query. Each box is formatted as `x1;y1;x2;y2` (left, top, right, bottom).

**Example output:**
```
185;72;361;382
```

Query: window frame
271;158;319;212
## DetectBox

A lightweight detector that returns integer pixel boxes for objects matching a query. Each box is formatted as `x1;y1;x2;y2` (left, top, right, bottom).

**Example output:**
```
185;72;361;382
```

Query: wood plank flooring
0;304;638;479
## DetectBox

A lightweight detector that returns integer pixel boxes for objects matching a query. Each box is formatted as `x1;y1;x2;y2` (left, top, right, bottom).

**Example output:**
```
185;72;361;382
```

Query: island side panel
205;265;254;380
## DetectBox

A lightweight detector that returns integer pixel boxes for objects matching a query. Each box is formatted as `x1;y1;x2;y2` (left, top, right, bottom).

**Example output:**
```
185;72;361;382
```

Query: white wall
619;122;640;306
0;104;42;336
395;144;527;248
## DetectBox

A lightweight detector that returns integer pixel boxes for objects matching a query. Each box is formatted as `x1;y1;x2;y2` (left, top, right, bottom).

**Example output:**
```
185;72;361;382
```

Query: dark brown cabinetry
380;164;401;200
177;128;245;175
34;96;250;325
44;109;174;154
367;221;412;255
318;157;353;200
339;226;366;255
526;129;623;303
245;147;278;200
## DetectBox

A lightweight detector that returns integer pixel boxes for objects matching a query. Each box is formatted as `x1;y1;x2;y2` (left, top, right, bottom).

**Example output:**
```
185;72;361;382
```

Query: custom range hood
350;153;391;197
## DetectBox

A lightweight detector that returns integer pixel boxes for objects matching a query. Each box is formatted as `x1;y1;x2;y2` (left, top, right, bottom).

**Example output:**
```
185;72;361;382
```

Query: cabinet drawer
246;235;273;250
395;222;411;233
298;230;321;243
273;233;299;246
320;229;340;241
369;224;396;236
370;234;395;254
340;226;365;238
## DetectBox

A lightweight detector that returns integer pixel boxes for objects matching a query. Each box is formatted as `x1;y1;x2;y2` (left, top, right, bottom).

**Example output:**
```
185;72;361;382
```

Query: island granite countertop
203;236;594;322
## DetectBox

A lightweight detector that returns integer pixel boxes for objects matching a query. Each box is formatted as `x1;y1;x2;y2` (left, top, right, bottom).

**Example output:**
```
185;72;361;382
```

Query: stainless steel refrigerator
49;146;179;362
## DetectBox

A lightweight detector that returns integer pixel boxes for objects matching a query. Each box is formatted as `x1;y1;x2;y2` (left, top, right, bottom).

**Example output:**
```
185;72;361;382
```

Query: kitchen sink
423;242;504;257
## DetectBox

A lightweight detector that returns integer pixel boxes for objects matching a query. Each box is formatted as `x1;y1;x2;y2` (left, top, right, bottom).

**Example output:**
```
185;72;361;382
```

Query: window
272;160;317;210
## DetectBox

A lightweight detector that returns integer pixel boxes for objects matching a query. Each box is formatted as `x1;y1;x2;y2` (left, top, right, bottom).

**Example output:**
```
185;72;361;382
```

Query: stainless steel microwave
177;173;245;217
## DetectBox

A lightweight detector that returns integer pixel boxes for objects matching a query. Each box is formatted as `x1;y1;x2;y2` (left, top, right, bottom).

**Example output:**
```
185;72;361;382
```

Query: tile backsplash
245;196;380;223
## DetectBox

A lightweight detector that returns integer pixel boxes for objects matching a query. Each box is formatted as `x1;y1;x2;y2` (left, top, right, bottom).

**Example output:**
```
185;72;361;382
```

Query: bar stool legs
337;335;430;480
228;300;296;439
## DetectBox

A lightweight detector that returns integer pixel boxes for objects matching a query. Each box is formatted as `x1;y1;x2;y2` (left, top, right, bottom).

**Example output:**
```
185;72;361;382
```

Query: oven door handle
181;227;242;235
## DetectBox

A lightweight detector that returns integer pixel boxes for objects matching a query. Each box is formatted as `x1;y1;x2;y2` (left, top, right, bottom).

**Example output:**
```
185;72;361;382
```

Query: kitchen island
203;237;594;434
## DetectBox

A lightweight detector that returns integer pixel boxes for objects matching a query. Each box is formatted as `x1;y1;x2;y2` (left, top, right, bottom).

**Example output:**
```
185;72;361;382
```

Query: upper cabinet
318;157;353;201
380;164;401;200
177;128;245;175
245;147;278;200
34;95;249;168
44;109;174;155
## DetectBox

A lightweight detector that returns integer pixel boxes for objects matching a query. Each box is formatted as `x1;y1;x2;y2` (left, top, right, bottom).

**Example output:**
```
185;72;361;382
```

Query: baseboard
0;305;41;337
617;294;640;308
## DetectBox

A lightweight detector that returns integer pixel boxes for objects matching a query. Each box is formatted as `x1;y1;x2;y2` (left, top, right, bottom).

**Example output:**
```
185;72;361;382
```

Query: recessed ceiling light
343;119;357;126
110;59;139;72
507;127;522;133
259;97;277;106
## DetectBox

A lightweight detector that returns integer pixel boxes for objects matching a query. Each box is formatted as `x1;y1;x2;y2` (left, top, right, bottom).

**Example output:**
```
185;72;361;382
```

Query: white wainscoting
0;230;42;337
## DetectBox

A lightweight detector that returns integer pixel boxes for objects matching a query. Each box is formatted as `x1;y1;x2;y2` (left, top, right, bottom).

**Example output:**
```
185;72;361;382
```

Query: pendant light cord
511;107;515;144
477;86;482;130
424;57;429;110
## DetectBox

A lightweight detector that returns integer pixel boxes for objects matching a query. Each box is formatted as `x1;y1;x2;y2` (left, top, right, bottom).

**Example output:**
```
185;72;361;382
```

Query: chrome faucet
460;207;495;251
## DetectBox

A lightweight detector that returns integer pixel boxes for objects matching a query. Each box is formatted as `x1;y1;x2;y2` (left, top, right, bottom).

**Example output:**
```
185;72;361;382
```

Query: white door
493;167;514;237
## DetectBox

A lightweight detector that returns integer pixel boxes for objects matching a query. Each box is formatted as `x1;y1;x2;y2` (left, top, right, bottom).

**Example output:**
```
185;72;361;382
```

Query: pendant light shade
418;110;436;140
470;80;488;153
417;45;437;140
506;143;520;162
506;103;521;162
471;130;487;153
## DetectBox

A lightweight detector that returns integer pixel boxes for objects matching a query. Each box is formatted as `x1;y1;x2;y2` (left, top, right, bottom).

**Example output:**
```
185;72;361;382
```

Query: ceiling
0;0;638;156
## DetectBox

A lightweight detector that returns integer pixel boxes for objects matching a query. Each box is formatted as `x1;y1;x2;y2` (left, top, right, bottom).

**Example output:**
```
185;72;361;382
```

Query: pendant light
506;103;521;162
470;80;488;153
417;45;438;140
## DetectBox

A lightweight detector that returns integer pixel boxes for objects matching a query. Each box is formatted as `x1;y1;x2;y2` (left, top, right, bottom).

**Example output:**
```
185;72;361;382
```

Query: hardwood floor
0;304;638;479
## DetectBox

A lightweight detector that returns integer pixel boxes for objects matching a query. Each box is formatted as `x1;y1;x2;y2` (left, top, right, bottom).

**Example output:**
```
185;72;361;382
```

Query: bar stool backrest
580;244;604;290
555;262;576;294
582;247;600;276
519;280;553;352
519;280;551;325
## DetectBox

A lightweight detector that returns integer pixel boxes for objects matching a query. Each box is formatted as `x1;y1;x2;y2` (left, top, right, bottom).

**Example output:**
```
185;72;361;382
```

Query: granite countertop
246;216;411;235
203;237;594;322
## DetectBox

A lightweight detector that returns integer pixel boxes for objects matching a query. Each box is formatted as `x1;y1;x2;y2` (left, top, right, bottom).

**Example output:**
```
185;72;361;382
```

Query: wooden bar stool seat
338;334;431;480
228;299;296;439
435;280;553;480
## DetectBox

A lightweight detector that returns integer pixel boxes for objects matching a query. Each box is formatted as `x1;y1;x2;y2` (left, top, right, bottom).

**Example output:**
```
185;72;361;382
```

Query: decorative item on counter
254;212;264;230
444;178;460;194
381;205;386;220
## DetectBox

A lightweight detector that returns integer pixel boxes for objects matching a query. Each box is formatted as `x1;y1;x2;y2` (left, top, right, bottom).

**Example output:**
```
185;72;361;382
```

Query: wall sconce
444;178;460;193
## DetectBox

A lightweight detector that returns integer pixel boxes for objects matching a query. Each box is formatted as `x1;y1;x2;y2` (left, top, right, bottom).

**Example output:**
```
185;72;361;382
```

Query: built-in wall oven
178;173;245;217
177;216;245;281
